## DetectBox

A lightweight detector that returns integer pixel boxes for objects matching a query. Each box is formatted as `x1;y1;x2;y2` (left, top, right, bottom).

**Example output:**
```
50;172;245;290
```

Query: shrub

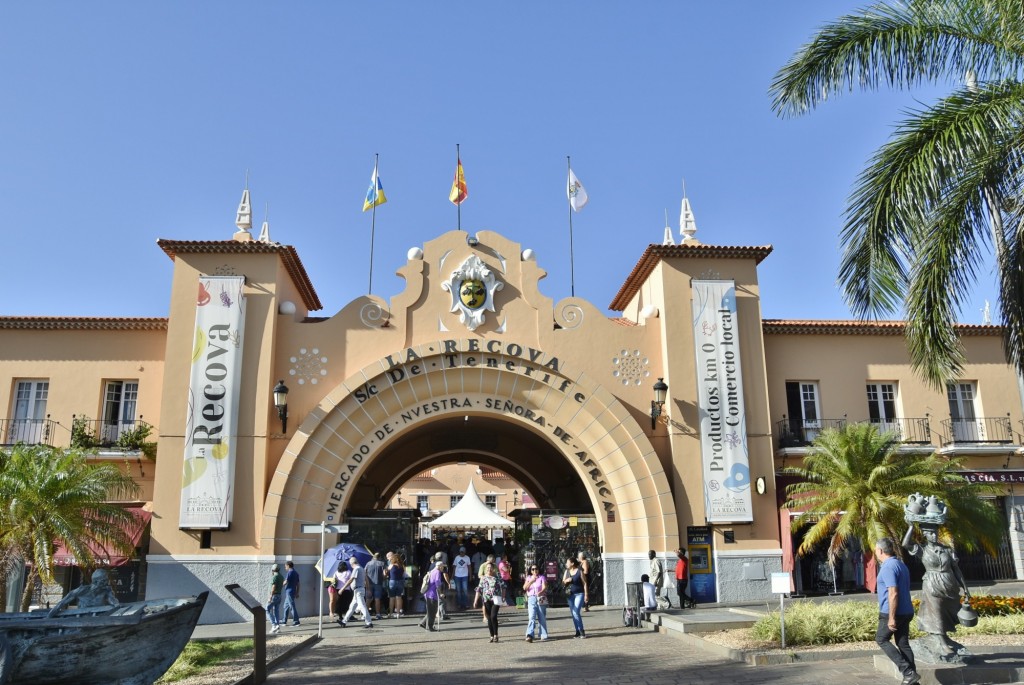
750;597;1024;646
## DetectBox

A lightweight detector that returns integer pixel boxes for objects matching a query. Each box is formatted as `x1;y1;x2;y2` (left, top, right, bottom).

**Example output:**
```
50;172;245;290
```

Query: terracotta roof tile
609;243;773;311
156;239;322;311
762;319;1003;336
0;317;168;331
609;317;639;327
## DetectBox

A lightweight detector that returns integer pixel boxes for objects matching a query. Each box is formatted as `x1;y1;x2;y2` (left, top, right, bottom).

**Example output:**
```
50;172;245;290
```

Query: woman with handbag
523;563;549;642
563;556;587;638
473;562;503;642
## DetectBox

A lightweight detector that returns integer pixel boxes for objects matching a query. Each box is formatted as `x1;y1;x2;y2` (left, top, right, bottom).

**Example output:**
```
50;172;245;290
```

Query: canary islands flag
567;168;588;212
362;164;387;212
449;158;468;205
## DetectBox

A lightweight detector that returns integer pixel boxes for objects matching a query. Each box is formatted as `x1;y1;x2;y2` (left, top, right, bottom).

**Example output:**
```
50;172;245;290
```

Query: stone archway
261;340;677;564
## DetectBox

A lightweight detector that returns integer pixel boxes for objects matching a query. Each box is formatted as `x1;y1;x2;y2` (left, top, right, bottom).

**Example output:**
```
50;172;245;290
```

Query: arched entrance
261;343;678;603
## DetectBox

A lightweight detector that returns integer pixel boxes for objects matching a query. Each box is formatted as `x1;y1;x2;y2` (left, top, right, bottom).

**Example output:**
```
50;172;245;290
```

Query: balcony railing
939;416;1013;445
71;416;153;451
776;418;847;448
0;417;57;446
867;417;933;445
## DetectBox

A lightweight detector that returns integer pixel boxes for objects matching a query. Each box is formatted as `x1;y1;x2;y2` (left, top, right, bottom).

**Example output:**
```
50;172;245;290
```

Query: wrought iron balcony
0;417;56;446
939;416;1014;445
776;418;847;448
71;416;154;451
867;417;933;445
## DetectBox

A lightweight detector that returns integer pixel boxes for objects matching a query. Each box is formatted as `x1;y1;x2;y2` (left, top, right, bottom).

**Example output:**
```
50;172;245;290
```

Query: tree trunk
19;567;37;612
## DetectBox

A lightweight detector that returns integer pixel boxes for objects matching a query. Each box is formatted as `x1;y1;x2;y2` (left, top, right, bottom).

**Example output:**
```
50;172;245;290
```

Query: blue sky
0;2;997;323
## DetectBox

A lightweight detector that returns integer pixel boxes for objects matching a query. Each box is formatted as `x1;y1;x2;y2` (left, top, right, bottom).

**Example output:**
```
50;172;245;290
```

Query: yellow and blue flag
362;164;387;211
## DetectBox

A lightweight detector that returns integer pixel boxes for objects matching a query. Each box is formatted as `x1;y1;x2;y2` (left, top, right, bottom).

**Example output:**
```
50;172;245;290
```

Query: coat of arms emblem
442;255;503;331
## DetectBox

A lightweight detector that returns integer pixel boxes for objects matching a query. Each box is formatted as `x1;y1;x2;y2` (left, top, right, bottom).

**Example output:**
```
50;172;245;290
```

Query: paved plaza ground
244;607;896;685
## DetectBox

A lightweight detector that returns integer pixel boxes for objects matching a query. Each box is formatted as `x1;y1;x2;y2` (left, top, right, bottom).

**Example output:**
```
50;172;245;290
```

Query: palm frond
772;0;1024;116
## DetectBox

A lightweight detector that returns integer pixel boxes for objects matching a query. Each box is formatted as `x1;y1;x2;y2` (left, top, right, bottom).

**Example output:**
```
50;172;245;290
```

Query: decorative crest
441;255;504;331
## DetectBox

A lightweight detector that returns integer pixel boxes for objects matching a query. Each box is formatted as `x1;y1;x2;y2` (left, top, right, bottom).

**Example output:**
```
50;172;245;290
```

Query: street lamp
273;380;289;434
650;377;668;429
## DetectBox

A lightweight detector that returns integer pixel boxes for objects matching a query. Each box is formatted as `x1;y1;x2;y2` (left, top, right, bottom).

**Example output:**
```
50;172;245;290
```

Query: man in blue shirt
875;537;920;685
282;560;301;626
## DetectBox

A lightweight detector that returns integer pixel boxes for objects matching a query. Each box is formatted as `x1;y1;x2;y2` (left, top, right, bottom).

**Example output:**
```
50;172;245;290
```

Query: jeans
282;588;299;624
677;579;693;606
526;595;548;639
876;613;916;676
342;586;372;625
265;593;282;626
568;591;585;634
484;599;500;637
453;576;469;608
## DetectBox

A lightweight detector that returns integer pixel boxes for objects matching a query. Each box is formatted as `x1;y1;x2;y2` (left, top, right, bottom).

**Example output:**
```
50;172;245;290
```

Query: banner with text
692;280;753;523
179;276;246;529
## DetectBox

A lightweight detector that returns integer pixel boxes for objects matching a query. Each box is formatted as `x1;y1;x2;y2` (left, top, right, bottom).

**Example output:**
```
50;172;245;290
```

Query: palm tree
783;423;1003;567
0;444;140;611
771;0;1024;388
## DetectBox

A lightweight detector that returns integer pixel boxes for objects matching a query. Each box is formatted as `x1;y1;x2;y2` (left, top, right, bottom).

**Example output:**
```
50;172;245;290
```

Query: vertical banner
691;280;753;523
179;276;246;529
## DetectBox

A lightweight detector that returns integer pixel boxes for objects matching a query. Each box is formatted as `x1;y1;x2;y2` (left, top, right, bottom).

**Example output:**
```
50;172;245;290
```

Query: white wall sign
179;276;246;529
691;279;753;523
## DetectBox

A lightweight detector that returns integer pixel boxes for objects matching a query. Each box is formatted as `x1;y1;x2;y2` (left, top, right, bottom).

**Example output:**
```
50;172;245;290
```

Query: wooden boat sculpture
0;591;208;685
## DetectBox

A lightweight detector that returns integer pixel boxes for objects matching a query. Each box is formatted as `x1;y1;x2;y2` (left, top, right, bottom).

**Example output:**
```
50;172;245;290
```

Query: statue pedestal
874;648;1024;683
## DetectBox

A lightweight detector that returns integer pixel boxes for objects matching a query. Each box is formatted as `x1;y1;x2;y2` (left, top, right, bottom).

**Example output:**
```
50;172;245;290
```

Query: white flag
567;168;589;212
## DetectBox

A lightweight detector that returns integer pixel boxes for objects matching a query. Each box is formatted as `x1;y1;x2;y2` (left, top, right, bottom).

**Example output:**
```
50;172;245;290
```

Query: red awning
53;507;152;568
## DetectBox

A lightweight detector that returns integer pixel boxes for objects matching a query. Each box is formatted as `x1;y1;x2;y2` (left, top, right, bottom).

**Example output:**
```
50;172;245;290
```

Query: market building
2;200;1023;622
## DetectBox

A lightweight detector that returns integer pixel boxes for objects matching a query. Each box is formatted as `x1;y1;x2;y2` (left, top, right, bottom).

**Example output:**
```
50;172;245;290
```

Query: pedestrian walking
337;557;373;628
282;560;300;626
523;563;548;642
563;556;587;638
474;562;502;642
266;564;284;633
452;547;472;610
874;537;920;685
577;551;591;611
418;561;446;632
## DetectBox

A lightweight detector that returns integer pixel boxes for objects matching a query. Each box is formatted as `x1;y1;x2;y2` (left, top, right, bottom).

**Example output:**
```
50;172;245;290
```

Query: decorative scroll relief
360;302;387;329
440;255;504;331
289;347;328;386
556;303;584;330
612;349;650;386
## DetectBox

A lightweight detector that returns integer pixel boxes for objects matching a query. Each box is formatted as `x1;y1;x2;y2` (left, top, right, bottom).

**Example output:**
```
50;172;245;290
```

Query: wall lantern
273;379;289;434
650;377;668;429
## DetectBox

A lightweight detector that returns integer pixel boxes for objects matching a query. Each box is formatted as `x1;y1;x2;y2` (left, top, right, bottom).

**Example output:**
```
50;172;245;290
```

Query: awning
53;507;152;567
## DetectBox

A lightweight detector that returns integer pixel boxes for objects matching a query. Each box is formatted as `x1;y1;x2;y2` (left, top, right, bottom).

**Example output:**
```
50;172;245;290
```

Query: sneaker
364;622;374;629
291;622;300;626
339;621;347;628
375;614;383;621
573;631;580;639
270;624;280;633
901;673;921;685
525;635;533;643
580;632;587;639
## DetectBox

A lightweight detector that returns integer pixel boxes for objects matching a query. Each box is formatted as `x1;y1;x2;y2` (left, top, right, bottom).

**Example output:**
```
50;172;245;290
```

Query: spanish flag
362;163;387;212
449;158;468;205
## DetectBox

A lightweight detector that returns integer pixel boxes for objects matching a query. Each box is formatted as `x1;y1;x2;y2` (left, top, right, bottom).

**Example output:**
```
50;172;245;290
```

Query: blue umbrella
317;542;373;579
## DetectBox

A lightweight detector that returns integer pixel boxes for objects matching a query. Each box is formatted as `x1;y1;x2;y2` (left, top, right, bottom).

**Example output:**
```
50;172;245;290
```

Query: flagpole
456;144;462;231
567;156;576;298
368;153;379;295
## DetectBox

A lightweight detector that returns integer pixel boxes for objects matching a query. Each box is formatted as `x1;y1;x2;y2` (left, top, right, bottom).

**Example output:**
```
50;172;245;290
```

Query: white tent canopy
428;480;514;528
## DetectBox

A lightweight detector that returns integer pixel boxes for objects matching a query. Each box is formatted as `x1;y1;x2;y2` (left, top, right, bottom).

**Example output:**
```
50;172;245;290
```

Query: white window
485;495;497;512
9;380;49;443
101;380;139;444
449;494;462;509
785;381;821;441
947;382;979;441
417;495;429;514
866;383;899;436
